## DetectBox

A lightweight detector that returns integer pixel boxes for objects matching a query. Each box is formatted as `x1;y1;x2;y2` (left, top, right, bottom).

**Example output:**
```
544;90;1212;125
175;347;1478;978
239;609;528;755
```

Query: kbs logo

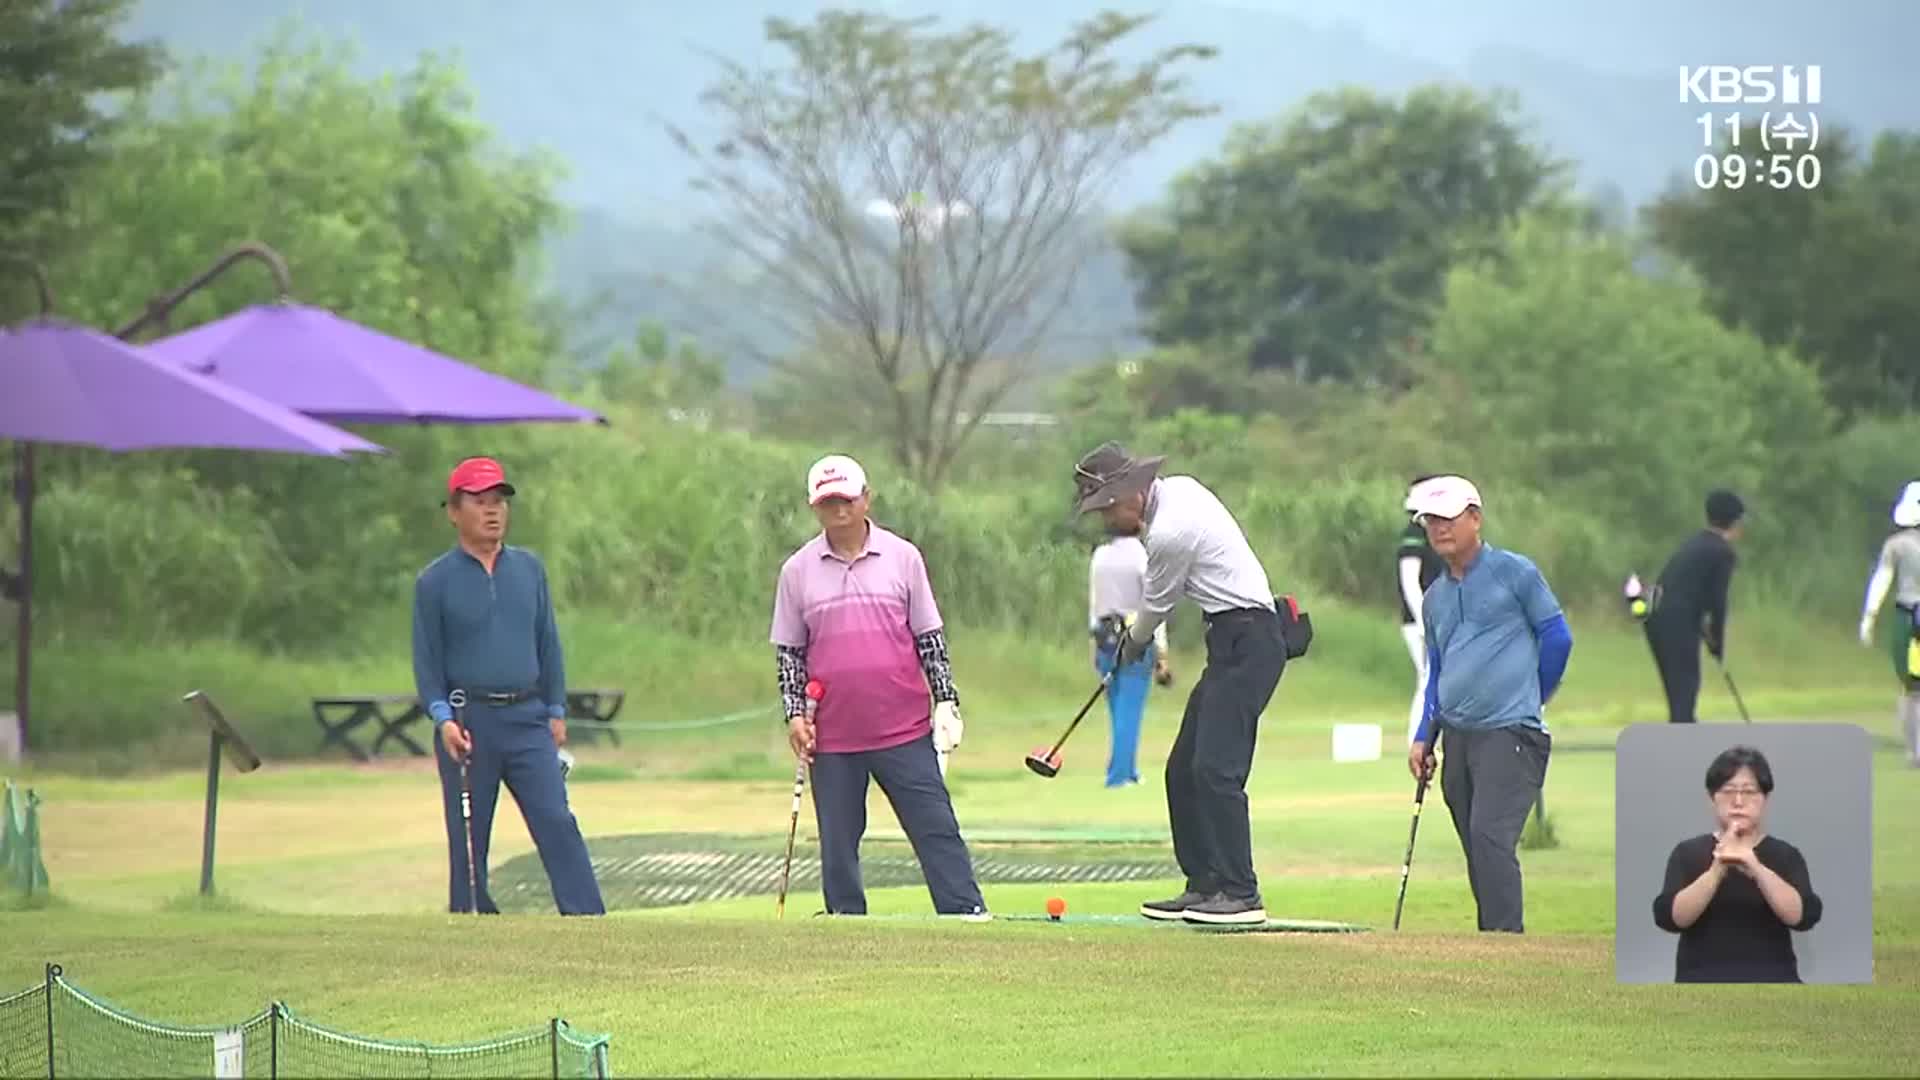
1679;65;1822;105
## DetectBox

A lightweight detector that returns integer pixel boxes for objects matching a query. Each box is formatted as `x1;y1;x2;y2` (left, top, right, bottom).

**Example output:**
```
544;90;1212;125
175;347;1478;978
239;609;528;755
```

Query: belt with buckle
1204;605;1275;625
462;689;535;707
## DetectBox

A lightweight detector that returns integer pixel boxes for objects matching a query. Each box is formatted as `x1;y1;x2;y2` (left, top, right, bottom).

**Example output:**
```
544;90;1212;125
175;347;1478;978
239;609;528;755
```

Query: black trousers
1645;621;1701;724
1439;724;1550;932
1165;607;1287;900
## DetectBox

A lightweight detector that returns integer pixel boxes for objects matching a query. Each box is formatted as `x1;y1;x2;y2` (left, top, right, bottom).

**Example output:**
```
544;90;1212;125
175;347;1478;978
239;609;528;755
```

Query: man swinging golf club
1072;442;1287;925
769;454;988;917
1641;490;1745;724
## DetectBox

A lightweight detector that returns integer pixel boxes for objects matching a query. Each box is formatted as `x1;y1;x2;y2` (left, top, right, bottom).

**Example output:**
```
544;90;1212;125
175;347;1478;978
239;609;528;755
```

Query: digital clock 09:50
1694;153;1823;191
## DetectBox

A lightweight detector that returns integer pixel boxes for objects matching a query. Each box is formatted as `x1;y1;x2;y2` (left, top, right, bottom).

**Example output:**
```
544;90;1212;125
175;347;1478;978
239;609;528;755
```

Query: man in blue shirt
412;457;605;916
1406;476;1572;933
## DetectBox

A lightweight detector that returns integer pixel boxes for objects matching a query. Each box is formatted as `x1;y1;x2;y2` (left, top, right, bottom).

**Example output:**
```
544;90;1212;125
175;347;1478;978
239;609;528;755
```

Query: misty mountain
122;0;1917;375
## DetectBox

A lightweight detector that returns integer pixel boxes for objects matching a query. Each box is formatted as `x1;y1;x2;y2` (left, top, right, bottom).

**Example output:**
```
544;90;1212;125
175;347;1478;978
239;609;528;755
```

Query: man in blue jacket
412;457;605;916
1406;476;1571;933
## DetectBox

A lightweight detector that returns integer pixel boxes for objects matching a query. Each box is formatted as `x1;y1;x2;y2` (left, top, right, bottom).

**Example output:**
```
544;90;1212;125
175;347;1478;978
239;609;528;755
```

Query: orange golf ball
1046;896;1066;919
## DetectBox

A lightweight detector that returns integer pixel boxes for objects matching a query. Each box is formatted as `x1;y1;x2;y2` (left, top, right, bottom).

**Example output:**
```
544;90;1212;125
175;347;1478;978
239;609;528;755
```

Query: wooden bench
311;695;427;761
563;689;626;746
312;690;627;759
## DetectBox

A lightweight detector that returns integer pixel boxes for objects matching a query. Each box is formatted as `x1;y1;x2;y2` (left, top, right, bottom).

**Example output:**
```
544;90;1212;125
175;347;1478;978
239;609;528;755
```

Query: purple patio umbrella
3;319;390;453
144;302;605;425
2;304;385;753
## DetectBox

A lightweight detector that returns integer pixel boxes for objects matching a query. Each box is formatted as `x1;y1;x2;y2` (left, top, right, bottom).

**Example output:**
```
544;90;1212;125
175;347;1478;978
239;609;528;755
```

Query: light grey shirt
1130;476;1275;646
1089;537;1168;649
1872;529;1920;609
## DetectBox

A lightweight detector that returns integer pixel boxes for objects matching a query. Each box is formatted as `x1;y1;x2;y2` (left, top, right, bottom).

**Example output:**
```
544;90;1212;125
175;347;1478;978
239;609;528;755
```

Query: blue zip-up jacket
1415;542;1572;745
411;545;567;726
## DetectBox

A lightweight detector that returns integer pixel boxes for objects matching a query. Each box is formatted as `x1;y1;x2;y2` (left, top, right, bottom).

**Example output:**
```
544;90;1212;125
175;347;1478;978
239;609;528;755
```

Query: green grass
4;698;1918;1075
17;595;1900;771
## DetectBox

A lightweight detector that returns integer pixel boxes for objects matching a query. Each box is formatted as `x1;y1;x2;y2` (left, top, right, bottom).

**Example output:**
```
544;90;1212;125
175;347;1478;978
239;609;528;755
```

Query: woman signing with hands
1652;745;1823;983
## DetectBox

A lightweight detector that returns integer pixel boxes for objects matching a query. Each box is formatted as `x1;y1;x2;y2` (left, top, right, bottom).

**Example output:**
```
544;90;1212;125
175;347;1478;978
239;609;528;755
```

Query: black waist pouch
1278;594;1313;659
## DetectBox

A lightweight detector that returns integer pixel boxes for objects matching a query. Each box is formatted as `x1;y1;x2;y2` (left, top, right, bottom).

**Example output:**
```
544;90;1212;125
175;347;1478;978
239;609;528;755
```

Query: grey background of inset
1614;723;1874;984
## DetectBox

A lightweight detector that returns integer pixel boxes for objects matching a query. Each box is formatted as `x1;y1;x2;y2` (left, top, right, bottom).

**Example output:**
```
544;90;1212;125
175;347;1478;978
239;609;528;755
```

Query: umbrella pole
3;256;51;756
11;442;28;755
114;243;292;340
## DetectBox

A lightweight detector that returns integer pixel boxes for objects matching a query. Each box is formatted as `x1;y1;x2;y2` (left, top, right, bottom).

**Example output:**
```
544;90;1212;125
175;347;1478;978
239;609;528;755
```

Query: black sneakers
1140;890;1212;921
1182;892;1267;925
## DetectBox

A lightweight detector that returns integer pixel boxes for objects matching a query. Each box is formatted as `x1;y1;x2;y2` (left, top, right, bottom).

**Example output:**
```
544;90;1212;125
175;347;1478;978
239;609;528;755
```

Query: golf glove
1116;625;1151;668
1860;616;1876;647
932;700;963;753
557;747;575;780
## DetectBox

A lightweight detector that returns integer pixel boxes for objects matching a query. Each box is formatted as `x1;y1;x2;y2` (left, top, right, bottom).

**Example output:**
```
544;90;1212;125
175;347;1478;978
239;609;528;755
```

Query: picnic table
313;689;626;760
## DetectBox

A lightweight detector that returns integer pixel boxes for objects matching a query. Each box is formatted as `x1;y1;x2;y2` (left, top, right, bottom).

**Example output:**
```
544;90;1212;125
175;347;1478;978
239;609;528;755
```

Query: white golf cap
1409;475;1483;521
807;454;868;505
1894;481;1920;528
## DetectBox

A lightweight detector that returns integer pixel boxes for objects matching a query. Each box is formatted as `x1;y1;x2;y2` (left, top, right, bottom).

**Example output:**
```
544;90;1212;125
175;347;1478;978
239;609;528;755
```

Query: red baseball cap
446;457;516;497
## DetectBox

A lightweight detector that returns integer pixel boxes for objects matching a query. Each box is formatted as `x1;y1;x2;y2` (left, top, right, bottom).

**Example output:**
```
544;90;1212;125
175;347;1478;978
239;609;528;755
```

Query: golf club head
1024;749;1062;777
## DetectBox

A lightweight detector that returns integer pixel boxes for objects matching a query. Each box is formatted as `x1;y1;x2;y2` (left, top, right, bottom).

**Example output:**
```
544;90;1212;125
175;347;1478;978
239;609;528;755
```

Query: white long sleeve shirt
1089;537;1168;650
1864;528;1920;621
1128;476;1275;647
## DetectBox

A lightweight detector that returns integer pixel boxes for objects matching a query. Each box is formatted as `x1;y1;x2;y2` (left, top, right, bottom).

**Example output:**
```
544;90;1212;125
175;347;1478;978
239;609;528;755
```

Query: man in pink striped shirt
770;454;987;917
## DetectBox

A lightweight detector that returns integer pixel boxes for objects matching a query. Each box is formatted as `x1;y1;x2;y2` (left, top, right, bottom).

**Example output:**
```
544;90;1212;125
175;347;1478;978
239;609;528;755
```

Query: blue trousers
810;732;985;915
1096;642;1156;787
434;701;605;915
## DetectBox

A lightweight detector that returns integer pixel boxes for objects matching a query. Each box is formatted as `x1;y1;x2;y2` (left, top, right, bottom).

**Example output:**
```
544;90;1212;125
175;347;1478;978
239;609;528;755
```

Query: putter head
1024;748;1063;777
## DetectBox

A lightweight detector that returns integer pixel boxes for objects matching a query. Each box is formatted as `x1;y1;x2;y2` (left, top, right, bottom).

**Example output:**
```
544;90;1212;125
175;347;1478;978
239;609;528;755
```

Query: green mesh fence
1;781;50;897
0;983;48;1080
9;967;610;1079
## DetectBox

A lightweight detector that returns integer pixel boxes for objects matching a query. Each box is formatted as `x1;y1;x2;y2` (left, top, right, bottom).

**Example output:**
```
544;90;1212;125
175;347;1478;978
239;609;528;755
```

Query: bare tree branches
670;9;1215;489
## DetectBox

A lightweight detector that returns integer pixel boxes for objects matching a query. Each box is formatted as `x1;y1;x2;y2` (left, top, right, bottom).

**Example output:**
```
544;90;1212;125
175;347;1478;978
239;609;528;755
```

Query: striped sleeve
776;644;808;720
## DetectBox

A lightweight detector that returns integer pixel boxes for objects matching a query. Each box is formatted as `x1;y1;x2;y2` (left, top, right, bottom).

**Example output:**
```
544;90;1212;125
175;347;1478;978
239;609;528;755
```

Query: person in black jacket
1652;745;1822;982
1643;490;1744;723
1396;475;1448;748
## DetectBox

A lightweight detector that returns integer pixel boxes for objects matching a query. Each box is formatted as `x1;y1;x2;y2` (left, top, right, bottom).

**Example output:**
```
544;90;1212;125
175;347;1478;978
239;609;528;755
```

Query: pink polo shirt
770;523;942;754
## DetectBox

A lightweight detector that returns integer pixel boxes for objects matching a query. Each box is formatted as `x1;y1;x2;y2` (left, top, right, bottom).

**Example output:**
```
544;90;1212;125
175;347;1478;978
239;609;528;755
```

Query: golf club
1715;656;1752;724
1392;770;1430;931
450;689;478;915
777;679;825;918
1025;672;1112;778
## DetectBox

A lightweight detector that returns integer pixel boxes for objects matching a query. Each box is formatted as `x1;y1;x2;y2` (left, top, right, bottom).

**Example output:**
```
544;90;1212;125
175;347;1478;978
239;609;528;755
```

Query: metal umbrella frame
4;246;384;753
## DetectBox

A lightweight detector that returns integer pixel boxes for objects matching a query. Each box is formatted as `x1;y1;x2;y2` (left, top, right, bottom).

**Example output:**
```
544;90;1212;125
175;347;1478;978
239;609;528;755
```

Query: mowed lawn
4;715;1918;1076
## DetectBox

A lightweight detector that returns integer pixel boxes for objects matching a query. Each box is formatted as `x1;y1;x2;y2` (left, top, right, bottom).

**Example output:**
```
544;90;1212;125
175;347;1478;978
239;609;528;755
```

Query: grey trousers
1439;723;1551;932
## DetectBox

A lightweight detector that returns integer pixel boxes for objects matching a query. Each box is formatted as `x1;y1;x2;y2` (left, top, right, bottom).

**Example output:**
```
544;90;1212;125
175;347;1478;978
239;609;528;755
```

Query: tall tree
1118;84;1563;383
670;10;1215;490
0;0;164;302
1646;125;1920;415
1418;208;1833;550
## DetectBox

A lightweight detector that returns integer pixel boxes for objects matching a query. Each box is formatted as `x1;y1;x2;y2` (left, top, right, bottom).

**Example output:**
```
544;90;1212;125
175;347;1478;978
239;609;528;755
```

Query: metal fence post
43;963;58;1080
200;732;224;896
25;789;42;897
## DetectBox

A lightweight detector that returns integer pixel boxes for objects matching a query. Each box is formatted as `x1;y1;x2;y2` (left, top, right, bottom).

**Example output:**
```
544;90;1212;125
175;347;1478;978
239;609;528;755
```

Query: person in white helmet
1858;480;1920;767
